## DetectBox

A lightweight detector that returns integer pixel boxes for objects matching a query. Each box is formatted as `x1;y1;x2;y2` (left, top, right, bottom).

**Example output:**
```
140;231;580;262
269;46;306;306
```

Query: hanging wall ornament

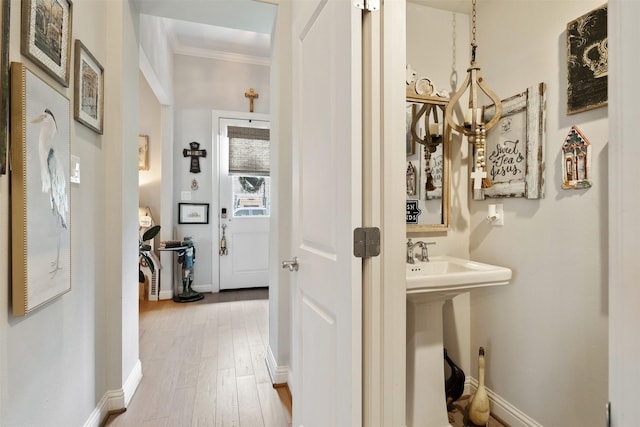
424;150;436;193
470;124;492;190
476;125;492;189
562;125;592;189
239;176;264;193
406;162;417;197
183;141;207;173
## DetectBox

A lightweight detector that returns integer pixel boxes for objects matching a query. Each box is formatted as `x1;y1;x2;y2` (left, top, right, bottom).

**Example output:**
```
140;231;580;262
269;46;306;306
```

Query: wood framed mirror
406;90;451;233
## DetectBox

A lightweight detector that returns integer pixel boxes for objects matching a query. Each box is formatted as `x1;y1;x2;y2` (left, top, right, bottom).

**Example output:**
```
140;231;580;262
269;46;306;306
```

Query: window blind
228;126;270;176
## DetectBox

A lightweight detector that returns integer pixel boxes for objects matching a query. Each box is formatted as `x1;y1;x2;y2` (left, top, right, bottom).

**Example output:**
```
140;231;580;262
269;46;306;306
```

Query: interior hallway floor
105;288;291;427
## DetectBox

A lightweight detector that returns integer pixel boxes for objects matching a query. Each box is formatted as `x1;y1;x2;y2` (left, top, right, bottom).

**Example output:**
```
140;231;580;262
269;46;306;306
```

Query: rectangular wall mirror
406;90;451;233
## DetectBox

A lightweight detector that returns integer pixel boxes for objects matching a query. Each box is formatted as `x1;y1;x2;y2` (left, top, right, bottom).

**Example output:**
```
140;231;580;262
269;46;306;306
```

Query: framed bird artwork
10;62;71;316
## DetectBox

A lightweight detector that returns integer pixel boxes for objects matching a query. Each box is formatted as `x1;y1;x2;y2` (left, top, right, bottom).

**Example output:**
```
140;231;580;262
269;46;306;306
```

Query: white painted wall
173;108;215;290
139;72;163;227
1;0;141;424
174;54;270;112
468;1;608;425
406;2;473;374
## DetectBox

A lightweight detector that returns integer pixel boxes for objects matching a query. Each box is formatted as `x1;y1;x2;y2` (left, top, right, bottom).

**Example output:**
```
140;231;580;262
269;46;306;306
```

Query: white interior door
218;117;271;290
290;0;362;425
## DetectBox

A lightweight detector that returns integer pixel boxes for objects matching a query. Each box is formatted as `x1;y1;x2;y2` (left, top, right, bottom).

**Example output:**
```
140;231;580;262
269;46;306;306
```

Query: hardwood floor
104;289;292;427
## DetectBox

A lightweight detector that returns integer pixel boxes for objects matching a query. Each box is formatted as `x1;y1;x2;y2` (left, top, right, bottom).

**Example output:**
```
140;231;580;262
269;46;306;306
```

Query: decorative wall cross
245;88;259;112
183;141;207;173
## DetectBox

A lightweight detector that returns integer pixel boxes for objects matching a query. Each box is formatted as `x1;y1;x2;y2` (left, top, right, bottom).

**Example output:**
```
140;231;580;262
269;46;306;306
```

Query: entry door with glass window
218;118;271;290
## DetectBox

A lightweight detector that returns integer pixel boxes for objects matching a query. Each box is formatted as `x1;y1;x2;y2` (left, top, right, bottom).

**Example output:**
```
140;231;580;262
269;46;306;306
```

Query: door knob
281;257;299;272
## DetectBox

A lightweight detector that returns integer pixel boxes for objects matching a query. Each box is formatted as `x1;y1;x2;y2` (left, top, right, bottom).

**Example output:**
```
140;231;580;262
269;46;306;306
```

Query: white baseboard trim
82;360;143;427
467;377;543;427
159;289;173;300
123;359;143;406
193;283;212;293
266;345;290;385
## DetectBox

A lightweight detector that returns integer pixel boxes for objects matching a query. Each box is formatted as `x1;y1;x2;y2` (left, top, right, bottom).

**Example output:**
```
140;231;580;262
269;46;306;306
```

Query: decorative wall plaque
562;125;592;189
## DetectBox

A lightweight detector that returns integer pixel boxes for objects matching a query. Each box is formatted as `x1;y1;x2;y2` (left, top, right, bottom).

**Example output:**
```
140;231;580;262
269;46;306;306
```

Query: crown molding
164;18;271;66
173;45;271;66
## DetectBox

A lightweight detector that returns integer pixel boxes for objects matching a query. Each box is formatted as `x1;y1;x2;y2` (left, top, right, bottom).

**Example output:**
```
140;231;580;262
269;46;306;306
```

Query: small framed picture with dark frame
21;0;73;87
179;203;209;224
74;40;104;134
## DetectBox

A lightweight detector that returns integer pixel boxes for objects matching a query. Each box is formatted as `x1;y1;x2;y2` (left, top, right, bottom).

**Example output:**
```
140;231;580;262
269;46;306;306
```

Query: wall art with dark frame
179;203;210;224
10;62;71;316
21;0;73;87
567;4;607;115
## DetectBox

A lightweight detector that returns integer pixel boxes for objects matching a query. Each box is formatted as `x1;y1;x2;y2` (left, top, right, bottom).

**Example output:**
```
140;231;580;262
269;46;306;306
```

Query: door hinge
353;0;380;12
353;227;381;258
606;402;611;427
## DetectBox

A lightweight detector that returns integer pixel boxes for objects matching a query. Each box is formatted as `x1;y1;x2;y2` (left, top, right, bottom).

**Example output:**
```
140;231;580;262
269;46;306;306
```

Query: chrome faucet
407;239;418;264
407;239;436;263
418;241;436;262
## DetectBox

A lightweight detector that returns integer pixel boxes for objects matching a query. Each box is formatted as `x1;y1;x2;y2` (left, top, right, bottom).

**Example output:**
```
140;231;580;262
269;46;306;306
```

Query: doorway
216;116;271;290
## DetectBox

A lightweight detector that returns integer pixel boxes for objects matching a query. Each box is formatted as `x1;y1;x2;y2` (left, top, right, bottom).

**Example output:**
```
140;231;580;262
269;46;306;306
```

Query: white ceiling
166;18;272;64
134;0;277;33
133;0;277;63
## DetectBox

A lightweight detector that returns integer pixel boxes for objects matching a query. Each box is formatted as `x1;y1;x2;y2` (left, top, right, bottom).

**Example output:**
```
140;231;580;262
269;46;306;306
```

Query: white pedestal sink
406;256;511;427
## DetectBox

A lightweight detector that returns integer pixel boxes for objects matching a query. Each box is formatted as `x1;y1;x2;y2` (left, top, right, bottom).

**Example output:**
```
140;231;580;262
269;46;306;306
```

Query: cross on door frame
245;88;259;112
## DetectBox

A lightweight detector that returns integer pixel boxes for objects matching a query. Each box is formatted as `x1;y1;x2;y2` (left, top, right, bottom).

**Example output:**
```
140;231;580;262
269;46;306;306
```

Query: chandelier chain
449;13;459;89
471;0;478;63
452;13;457;70
471;0;477;46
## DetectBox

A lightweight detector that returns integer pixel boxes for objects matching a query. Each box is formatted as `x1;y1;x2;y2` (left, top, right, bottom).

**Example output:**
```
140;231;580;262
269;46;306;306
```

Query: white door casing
290;0;363;425
609;1;639;424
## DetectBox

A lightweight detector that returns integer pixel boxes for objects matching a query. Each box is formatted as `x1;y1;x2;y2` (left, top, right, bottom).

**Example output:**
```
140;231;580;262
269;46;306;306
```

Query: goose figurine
468;347;490;426
444;348;465;407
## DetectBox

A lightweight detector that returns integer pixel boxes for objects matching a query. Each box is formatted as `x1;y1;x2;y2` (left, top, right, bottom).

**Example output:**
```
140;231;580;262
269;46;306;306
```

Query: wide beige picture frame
74;39;103;133
11;62;71;316
21;0;73;87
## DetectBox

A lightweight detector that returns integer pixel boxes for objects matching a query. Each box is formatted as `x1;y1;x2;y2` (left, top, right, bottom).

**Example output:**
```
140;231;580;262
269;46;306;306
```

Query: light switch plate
70;155;80;184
